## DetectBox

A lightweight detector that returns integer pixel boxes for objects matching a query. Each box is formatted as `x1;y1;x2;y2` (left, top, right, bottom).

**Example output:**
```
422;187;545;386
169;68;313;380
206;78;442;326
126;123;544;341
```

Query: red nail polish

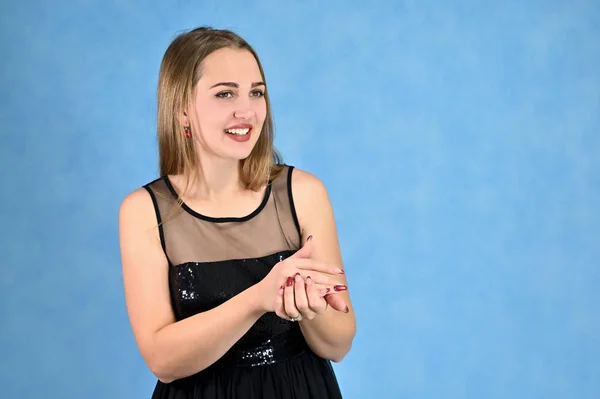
286;277;293;287
334;285;347;292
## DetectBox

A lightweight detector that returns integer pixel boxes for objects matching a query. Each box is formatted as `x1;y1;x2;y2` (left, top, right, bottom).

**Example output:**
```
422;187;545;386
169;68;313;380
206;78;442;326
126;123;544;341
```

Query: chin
224;148;255;161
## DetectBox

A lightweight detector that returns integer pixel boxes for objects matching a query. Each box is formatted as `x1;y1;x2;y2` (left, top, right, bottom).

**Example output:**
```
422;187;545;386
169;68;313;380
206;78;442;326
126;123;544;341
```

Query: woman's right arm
118;188;266;383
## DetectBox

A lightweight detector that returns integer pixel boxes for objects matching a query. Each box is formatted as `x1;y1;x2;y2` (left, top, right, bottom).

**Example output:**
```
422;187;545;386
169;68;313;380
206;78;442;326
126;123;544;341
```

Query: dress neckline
162;175;272;223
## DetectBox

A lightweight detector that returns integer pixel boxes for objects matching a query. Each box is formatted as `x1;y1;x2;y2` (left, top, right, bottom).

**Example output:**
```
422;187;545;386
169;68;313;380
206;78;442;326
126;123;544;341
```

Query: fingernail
295;274;302;283
334;285;347;292
333;267;345;274
306;235;313;242
286;277;293;287
306;276;312;286
279;286;284;295
344;306;349;313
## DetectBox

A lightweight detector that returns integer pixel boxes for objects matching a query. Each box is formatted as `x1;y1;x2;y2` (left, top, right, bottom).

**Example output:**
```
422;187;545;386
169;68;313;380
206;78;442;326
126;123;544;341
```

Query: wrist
244;284;267;317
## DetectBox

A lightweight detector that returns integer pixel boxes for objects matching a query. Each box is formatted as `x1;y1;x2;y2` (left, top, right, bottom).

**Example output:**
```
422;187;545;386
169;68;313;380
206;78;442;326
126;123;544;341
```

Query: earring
184;125;191;138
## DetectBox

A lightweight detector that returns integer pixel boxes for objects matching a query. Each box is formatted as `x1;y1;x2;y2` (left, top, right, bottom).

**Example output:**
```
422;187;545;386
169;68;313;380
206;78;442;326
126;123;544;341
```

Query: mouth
224;127;251;136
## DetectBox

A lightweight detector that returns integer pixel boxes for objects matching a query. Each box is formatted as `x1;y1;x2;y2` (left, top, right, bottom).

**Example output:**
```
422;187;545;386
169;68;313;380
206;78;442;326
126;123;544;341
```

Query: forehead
198;47;262;85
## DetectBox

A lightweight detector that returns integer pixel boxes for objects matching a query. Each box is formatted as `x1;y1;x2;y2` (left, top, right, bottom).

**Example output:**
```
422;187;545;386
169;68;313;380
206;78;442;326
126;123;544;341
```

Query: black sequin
169;250;309;367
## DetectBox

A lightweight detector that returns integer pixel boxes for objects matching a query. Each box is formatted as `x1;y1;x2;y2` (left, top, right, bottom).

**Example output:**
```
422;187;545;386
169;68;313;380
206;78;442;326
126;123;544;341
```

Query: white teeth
225;128;250;135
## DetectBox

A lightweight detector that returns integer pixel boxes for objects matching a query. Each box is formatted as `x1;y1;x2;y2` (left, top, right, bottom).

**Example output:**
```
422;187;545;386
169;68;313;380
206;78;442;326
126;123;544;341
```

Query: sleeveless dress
142;165;343;399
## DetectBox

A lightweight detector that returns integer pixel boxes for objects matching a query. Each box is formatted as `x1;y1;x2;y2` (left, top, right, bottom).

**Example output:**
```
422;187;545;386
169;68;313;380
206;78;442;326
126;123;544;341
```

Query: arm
119;189;266;383
291;169;357;362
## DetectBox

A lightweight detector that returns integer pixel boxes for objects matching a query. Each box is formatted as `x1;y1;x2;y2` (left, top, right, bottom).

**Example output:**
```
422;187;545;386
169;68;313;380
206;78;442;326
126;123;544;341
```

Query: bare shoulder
119;187;157;230
289;167;334;236
120;186;153;216
118;185;165;265
290;167;330;203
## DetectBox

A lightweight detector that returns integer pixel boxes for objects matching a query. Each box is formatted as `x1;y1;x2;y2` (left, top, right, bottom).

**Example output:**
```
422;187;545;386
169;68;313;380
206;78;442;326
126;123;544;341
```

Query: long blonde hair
156;27;283;194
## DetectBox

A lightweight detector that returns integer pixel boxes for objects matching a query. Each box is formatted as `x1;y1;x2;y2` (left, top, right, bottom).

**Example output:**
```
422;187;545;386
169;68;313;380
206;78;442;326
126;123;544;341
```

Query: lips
224;123;252;135
224;123;253;142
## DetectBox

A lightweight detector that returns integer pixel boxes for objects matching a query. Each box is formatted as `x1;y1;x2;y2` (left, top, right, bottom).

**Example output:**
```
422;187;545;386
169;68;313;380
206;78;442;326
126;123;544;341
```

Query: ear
178;111;189;127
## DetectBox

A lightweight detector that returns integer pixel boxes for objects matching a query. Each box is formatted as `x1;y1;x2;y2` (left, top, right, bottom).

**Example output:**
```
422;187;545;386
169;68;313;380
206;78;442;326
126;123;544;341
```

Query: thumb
291;235;313;259
325;294;349;314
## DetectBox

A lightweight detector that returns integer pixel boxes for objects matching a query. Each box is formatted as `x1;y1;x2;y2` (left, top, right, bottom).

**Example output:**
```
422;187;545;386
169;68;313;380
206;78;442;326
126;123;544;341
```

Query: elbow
147;356;172;383
313;341;352;363
146;350;209;383
329;328;355;363
149;359;177;384
330;342;352;363
139;336;180;384
143;348;178;384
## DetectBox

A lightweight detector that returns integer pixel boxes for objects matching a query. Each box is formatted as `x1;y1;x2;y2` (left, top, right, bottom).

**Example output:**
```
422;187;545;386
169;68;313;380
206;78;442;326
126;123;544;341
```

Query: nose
233;109;253;119
233;98;254;120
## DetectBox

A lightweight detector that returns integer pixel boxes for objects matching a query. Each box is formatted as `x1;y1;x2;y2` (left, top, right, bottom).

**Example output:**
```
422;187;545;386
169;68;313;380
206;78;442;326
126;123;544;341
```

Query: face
186;47;267;161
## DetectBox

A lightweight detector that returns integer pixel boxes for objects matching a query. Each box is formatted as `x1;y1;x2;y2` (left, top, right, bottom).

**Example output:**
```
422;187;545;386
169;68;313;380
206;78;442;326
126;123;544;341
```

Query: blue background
1;0;599;398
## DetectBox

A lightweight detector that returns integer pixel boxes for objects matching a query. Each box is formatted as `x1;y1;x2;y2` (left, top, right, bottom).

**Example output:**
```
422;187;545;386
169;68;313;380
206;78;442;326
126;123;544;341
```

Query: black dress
142;165;343;399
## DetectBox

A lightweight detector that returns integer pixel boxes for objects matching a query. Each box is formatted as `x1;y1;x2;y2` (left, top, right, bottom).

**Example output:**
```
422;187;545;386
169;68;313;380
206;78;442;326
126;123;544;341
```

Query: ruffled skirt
151;350;343;399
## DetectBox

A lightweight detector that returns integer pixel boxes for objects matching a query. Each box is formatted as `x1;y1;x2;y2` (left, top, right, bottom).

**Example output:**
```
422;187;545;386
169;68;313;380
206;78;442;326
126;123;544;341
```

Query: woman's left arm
292;168;357;362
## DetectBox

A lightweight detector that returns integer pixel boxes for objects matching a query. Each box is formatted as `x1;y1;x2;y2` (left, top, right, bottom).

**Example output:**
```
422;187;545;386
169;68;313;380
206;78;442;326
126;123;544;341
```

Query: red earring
184;126;191;138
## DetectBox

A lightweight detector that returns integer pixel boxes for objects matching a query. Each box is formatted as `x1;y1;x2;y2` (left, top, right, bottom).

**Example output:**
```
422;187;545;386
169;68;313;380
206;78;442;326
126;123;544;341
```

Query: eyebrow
209;81;266;89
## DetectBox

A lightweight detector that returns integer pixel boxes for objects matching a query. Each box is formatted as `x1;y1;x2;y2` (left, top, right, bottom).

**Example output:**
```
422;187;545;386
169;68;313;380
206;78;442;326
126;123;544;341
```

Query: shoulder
289;167;329;200
119;180;163;229
289;167;333;233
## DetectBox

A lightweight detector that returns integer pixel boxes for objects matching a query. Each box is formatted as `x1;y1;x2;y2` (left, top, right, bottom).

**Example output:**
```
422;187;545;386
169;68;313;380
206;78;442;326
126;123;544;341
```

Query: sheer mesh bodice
150;165;301;265
142;165;343;399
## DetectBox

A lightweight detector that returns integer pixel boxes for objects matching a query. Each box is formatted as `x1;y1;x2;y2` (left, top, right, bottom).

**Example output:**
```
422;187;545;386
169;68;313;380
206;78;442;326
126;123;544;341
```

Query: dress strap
270;165;302;250
143;178;172;264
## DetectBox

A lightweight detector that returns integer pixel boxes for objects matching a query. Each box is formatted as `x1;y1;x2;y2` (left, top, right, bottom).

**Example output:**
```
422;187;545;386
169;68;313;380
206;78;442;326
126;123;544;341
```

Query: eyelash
215;90;264;99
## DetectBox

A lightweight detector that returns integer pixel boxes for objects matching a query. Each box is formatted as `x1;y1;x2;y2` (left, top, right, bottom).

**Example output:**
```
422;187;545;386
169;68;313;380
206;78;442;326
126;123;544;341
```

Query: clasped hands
256;235;349;322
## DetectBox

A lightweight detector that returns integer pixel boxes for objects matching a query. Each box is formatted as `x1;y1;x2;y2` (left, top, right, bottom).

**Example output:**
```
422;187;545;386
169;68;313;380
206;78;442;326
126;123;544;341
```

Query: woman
119;26;356;398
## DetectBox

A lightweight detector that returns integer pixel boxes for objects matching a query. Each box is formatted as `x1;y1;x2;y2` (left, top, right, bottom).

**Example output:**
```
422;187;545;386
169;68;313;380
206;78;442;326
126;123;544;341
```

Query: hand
275;237;349;322
276;272;348;322
253;236;346;316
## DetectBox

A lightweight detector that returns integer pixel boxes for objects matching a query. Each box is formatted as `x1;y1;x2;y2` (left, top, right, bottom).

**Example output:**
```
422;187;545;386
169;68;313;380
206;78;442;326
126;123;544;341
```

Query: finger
274;286;287;319
276;294;303;322
313;283;348;296
289;235;313;259
291;258;345;276
298;270;348;291
292;269;346;287
295;274;317;320
284;276;300;319
325;294;350;314
306;276;327;315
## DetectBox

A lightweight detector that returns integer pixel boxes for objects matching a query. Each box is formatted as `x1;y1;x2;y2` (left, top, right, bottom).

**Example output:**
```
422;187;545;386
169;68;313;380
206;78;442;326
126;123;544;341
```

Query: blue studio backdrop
1;1;599;398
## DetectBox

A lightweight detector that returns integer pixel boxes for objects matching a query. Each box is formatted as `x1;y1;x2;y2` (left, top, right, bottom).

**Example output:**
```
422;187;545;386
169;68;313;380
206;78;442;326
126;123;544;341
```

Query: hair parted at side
157;26;283;193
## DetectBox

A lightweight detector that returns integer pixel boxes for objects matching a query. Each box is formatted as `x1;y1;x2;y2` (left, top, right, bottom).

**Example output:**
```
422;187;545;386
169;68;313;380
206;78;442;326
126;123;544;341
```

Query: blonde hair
156;26;283;194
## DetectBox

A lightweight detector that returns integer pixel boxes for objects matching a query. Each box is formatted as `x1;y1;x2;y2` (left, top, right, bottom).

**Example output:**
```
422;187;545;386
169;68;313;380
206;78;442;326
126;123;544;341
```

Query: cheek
256;100;267;121
196;103;229;129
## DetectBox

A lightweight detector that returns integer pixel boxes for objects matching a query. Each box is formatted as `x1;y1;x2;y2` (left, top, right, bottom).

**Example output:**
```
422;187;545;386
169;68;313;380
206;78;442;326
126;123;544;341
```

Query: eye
250;89;264;98
215;91;234;98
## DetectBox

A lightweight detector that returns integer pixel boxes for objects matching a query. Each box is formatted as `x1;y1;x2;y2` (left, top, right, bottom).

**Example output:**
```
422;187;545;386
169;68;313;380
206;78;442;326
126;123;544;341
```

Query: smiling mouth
224;127;251;135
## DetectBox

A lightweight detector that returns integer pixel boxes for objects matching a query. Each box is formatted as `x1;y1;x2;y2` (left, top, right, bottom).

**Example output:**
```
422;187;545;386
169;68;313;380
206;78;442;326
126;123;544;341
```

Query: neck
189;156;244;199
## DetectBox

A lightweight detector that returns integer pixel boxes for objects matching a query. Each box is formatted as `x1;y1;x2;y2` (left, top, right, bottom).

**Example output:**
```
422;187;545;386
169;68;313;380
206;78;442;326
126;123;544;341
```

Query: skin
119;47;356;384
